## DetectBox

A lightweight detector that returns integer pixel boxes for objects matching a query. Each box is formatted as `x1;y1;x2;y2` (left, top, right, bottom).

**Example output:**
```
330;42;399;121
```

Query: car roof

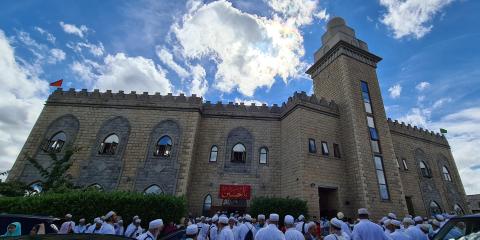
449;214;480;220
0;213;60;221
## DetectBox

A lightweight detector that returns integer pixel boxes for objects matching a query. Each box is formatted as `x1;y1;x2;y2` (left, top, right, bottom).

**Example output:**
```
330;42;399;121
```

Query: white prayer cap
330;218;342;229
135;218;141;224
186;224;198;235
244;214;252;222
284;215;294;225
105;211;116;219
391;220;401;227
337;212;344;219
402;217;414;225
219;216;229;224
133;215;139;220
212;216;219;222
432;219;441;227
258;214;266;220
94;218;103;224
380;217;388;223
118;220;123;224
269;213;279;222
383;219;391;226
304;222;315;233
419;224;429;232
298;215;305;221
405;214;413;219
414;216;423;223
79;218;85;223
435;214;445;221
149;219;164;229
388;213;397;219
65;214;72;218
358;208;369;215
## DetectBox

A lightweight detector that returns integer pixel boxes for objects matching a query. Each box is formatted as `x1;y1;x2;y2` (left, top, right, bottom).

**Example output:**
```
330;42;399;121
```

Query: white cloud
59;21;89;38
432;97;452;109
172;0;317;96
266;0;328;26
67;41;105;57
156;46;189;78
234;98;266;106
0;29;49;174
34;27;56;44
189;64;208;96
48;48;66;64
417;95;425;102
416;81;431;91
388;84;402;98
379;0;455;39
314;8;330;21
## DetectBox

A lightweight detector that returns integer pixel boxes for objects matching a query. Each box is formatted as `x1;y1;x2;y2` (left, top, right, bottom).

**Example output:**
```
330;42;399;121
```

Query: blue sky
0;0;479;194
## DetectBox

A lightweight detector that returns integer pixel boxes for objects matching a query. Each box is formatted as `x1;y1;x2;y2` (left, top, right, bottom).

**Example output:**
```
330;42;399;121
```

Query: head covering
391;220;401;227
133;215;139;220
244;214;252;222
258;214;266;220
219;216;229;224
65;214;72;218
284;215;294;225
388;213;397;219
405;214;413;219
414;216;423;223
304;222;315;233
298;215;305;221
105;211;115;220
2;222;21;237
212;215;219;222
135;218;141;224
95;218;103;224
186;224;198;235
269;213;279;222
337;212;344;220
435;214;445;221
402;217;414;225
383;219;391;226
380;216;388;223
330;218;342;229
432;219;441;227
358;208;369;215
79;218;85;223
149;219;164;229
419;224;429;232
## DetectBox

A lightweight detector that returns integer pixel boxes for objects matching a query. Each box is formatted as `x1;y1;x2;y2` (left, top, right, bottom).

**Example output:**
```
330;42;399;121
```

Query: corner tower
307;17;407;218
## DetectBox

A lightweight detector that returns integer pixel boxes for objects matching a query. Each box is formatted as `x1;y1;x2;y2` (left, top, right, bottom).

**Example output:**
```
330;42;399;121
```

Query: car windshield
434;218;480;240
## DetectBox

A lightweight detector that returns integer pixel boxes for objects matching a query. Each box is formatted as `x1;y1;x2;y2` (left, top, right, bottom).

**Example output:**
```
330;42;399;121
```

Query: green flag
440;128;448;134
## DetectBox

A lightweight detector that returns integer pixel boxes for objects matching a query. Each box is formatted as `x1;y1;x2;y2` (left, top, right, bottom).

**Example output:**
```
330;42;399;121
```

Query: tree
26;147;80;192
0;181;32;197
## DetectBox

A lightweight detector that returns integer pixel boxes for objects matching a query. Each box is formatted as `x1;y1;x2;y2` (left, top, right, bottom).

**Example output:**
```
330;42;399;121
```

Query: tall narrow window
374;156;390;200
209;145;218;162
402;159;408;170
419;161;431;178
321;142;329;156
259;147;268;164
369;128;379;140
361;81;373;114
155;136;172;157
308;139;316;153
231;143;246;163
442;166;452;182
395;158;400;169
333;143;341;158
99;134;119;155
371;140;380;153
43;131;66;153
367;116;375;128
144;185;163;194
429;201;442;215
203;194;212;216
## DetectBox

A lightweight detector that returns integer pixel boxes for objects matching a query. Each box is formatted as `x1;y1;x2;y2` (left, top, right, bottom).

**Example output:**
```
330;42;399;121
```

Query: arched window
28;182;43;195
144;185;163;194
419;161;432;178
87;183;103;191
99;134;119;155
429;201;442;215
154;136;172;157
231;143;246;163
203;194;212;216
442;166;452;182
43;131;66;153
259;147;268;164
209;146;218;162
454;204;464;215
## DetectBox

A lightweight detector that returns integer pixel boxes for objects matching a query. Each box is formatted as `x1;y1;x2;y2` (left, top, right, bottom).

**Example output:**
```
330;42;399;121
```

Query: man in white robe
404;217;426;240
389;220;411;240
255;213;285;240
218;216;235;240
59;214;75;234
324;218;351;240
115;219;124;235
73;218;87;233
185;224;199;240
125;217;143;238
295;215;305;234
236;214;256;240
255;215;266;231
337;212;352;237
209;215;219;240
284;215;304;240
99;211;117;235
85;218;103;234
136;219;163;240
351;208;391;240
198;216;209;240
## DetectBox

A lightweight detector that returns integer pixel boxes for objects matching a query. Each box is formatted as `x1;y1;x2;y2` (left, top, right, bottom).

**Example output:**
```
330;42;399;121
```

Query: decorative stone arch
436;153;464;212
28;180;43;194
202;194;213;216
429;200;443;215
453;204;465;215
78;116;131;191
224;127;254;173
19;114;80;183
414;148;443;215
134;119;181;195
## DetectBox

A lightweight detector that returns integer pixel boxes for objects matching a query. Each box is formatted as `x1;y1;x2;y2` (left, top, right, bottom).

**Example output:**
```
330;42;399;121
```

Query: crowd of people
3;208;463;240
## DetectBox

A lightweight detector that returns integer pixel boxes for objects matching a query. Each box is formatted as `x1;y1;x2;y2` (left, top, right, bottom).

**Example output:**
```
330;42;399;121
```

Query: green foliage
0;181;32;197
249;197;308;224
25;147;79;192
0;190;187;227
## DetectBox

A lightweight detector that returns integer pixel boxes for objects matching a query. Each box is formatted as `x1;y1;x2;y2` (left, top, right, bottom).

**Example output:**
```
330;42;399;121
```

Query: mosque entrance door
318;187;338;219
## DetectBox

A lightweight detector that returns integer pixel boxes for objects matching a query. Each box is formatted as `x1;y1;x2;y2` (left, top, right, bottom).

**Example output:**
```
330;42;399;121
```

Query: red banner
219;184;251;200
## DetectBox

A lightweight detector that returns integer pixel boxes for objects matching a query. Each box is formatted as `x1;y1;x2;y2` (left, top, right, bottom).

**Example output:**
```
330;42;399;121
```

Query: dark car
433;214;480;240
0;214;61;235
159;229;186;240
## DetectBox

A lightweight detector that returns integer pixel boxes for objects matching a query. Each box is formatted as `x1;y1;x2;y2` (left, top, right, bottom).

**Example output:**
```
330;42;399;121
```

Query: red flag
50;79;63;87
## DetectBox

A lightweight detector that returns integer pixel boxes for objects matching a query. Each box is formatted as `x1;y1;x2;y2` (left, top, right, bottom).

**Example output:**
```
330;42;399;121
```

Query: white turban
402;217;414;225
258;214;266;220
212;216;219;222
298;215;305;221
432;219;441;227
358;208;369;215
388;213;397;219
65;214;72;218
219;216;229;224
244;214;252;222
414;216;423;223
269;213;279;222
284;215;294;225
391;220;401;227
105;211;115;219
149;219;164;229
435;214;445;221
94;218;103;224
337;212;344;220
330;218;342;229
186;224;198;235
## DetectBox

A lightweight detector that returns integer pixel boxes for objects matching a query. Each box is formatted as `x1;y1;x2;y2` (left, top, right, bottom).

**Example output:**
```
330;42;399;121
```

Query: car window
438;219;480;240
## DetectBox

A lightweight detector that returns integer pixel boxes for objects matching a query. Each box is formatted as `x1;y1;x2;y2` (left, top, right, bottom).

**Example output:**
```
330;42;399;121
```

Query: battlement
387;118;449;146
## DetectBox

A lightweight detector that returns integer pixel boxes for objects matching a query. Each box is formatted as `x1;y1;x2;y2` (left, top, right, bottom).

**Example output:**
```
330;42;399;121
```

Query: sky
0;0;479;194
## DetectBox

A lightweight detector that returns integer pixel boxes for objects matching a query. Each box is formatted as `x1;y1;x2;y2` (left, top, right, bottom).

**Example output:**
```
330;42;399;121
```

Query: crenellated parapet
387;118;449;146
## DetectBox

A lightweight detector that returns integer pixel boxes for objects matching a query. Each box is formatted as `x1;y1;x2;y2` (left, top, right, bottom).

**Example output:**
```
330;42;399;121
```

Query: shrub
249;197;308;224
0;190;186;227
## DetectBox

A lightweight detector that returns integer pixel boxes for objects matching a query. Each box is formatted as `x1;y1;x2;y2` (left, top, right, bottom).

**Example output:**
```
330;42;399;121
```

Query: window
259;147;268;164
454;204;464;215
371;140;380;153
321;142;329;156
99;134;119;155
402;159;408;170
367;116;375;128
443;166;452;182
429;201;442;215
88;183;103;191
203;194;212;216
308;139;316;153
144;185;163;194
333;143;341;158
155;136;172;157
231;143;246;163
374;156;390;200
369;128;379;140
419;161;432;178
29;182;43;195
43;131;66;153
361;81;373;114
395;158;400;169
209;146;218;162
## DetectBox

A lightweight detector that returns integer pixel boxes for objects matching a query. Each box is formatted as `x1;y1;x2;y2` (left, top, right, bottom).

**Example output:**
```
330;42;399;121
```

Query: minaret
307;17;408;218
